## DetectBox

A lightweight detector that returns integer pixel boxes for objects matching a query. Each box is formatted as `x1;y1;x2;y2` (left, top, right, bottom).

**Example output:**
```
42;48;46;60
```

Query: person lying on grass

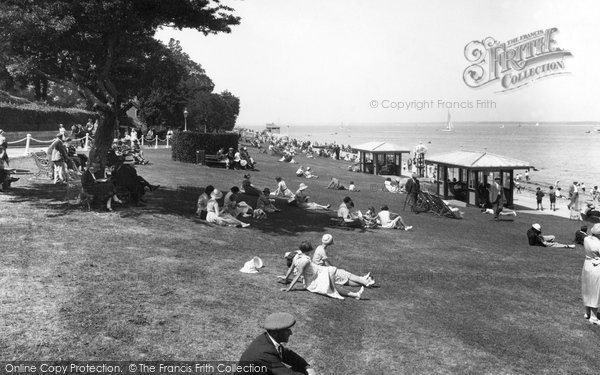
377;205;413;231
280;241;365;300
526;223;574;248
206;189;250;228
294;183;330;210
312;234;375;287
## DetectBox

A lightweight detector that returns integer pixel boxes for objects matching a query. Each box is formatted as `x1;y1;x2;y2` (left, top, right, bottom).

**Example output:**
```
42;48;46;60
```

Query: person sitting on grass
295;165;305;177
280;241;365;300
256;188;281;213
326;177;346;190
273;176;296;203
575;225;589;245
294;183;330;210
312;234;375;287
197;185;215;220
81;163;123;212
526;223;575;248
206;189;250;228
224;186;253;218
338;196;363;228
377;205;412;231
241;174;261;197
384;177;401;193
348;181;360;192
304;166;318;179
111;158;159;206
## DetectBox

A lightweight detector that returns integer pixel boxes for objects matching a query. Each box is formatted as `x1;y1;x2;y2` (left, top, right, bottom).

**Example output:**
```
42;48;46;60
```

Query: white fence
7;133;171;155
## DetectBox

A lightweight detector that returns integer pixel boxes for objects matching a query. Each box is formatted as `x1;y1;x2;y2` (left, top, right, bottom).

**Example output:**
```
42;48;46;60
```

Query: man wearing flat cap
235;312;316;375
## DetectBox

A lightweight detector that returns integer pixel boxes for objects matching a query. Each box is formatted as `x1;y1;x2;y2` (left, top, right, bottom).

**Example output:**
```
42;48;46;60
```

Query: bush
171;130;239;163
0;102;93;131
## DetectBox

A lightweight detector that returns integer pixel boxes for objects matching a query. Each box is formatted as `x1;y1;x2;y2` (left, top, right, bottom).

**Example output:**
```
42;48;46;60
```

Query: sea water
244;122;600;188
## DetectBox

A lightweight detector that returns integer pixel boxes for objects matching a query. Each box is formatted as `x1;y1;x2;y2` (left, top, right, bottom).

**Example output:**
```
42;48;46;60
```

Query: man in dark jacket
403;172;420;211
235;312;315;375
526;223;575;248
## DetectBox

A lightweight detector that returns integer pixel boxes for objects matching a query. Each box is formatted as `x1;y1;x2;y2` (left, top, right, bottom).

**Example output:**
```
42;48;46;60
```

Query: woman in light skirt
582;224;600;324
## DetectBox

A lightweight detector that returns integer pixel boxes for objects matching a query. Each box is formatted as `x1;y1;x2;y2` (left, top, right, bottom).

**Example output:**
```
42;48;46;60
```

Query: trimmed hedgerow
171;130;239;163
0;102;94;131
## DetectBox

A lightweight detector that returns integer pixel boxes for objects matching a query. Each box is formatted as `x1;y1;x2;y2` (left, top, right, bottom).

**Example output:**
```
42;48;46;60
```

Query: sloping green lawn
1;148;598;373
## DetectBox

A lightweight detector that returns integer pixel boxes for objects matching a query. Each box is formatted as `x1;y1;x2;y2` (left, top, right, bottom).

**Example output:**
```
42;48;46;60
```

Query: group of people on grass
216;147;256;170
80;139;159;211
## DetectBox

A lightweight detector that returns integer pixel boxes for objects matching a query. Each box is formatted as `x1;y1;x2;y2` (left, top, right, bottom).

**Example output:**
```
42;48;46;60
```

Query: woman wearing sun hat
312;234;374;288
206;189;250;228
582;223;600;324
294;183;330;210
281;241;365;300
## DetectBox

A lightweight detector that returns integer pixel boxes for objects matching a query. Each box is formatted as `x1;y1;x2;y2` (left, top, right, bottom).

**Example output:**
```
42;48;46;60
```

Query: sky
155;0;600;126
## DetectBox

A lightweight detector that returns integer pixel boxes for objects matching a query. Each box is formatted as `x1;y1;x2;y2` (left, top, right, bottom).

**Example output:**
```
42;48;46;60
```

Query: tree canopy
0;0;240;163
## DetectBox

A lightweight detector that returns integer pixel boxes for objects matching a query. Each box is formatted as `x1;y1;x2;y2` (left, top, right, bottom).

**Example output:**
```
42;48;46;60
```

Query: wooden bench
31;151;53;179
204;154;228;168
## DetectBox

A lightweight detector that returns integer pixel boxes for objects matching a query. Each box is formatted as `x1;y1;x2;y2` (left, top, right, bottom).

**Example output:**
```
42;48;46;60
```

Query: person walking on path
488;177;506;219
568;181;582;220
235;312;316;375
403;172;420;212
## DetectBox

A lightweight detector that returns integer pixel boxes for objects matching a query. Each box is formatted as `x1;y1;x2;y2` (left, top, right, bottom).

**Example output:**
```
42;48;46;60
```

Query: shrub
0;102;94;131
171;130;239;163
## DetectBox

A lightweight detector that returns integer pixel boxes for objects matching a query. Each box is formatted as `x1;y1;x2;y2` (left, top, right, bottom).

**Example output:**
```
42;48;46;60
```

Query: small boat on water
440;111;454;132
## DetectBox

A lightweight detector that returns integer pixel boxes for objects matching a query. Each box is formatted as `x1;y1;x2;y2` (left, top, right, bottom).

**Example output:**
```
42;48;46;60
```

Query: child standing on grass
536;187;544;211
549;186;557;211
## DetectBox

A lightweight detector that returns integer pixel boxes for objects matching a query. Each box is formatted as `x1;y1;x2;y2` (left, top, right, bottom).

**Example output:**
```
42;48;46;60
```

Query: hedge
0;102;94;132
171;131;239;163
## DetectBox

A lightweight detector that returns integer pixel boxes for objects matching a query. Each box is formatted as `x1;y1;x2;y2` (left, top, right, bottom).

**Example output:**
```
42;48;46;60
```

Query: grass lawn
1;147;599;374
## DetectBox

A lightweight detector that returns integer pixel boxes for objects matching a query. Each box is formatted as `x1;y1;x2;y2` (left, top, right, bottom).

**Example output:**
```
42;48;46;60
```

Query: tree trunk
88;108;117;167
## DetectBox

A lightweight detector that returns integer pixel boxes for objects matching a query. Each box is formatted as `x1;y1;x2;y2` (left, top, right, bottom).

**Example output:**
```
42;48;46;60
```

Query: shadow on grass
3;181;353;234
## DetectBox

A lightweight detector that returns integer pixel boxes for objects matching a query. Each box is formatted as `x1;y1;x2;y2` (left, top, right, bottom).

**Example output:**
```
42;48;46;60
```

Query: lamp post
184;108;188;131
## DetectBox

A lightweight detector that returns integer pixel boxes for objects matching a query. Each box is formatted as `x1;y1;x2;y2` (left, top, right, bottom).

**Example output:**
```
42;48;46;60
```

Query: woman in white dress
273;176;295;203
377;205;412;231
206;189;250;228
281;241;364;300
582;224;600;324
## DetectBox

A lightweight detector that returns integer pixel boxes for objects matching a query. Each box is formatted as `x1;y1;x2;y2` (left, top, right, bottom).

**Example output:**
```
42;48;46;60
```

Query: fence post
84;133;90;150
24;134;31;155
154;136;158;149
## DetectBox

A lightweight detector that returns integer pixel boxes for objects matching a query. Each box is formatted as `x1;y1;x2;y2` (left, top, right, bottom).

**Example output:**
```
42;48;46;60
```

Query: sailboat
441;111;454;132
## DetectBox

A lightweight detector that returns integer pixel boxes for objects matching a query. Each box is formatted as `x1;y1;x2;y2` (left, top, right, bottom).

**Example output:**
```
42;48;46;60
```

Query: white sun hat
240;256;264;274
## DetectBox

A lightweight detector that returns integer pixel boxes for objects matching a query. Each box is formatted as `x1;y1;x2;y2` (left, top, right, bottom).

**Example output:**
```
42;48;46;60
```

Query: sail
442;111;454;131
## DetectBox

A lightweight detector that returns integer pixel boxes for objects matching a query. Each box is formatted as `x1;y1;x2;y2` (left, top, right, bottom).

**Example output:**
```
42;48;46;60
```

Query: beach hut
352;141;411;176
424;150;532;207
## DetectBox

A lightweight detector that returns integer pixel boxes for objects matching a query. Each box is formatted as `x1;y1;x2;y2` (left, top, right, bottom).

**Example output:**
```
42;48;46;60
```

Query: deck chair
414;191;434;213
32;151;53;179
428;194;464;219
